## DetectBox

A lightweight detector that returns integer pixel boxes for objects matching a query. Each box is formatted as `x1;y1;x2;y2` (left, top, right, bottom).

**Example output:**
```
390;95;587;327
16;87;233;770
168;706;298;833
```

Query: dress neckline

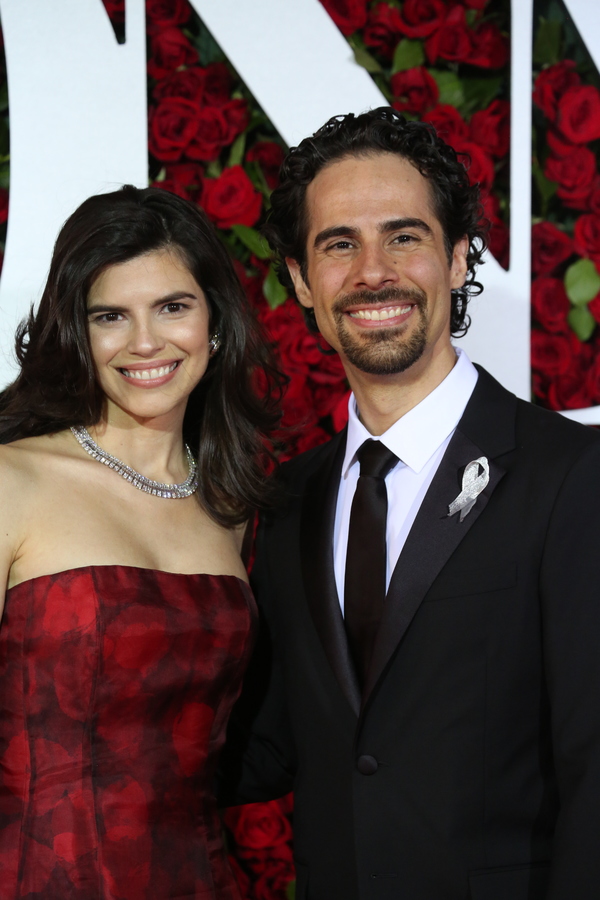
6;564;250;594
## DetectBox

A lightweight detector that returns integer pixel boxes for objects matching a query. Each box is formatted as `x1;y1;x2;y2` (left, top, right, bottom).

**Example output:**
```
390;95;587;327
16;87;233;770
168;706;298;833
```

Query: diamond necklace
70;426;198;499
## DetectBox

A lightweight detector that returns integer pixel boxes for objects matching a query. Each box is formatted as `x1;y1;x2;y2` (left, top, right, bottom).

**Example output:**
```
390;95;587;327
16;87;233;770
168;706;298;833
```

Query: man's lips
346;303;415;327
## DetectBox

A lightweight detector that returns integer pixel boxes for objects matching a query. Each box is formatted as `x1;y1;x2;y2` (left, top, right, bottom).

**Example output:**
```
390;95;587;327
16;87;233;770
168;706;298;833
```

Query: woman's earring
208;333;222;356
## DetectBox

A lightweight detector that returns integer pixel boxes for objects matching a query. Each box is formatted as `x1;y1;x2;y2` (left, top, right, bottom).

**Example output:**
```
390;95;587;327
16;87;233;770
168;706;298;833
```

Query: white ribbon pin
448;457;490;522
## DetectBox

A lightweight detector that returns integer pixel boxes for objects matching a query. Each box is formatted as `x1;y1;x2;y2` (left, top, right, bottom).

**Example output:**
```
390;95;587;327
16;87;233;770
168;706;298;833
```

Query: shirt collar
342;348;479;478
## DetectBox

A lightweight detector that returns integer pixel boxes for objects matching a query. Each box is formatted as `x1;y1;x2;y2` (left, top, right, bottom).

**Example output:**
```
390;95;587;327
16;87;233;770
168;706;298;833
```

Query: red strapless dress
0;566;256;899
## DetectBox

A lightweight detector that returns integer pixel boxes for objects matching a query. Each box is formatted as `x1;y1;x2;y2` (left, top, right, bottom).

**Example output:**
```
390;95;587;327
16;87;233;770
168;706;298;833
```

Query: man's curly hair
262;107;488;337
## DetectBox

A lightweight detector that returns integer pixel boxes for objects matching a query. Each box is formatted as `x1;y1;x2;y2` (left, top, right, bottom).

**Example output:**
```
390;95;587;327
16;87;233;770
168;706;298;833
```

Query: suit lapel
300;430;361;716
362;367;518;709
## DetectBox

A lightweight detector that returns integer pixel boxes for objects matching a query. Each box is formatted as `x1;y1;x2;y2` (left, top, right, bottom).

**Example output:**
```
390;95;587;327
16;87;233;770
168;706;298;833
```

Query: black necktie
344;440;399;686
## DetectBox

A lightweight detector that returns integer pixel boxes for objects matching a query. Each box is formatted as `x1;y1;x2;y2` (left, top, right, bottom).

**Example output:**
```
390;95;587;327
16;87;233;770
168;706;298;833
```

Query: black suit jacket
222;368;600;900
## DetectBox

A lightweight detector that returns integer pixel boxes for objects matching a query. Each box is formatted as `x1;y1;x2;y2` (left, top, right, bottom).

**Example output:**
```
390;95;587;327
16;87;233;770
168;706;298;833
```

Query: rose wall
0;1;596;898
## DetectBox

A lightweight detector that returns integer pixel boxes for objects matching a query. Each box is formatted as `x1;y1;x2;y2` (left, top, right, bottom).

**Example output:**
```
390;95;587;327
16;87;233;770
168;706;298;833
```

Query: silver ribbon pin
448;457;489;522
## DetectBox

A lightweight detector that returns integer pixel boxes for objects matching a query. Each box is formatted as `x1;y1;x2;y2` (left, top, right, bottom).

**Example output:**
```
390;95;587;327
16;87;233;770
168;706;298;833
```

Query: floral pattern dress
0;566;255;899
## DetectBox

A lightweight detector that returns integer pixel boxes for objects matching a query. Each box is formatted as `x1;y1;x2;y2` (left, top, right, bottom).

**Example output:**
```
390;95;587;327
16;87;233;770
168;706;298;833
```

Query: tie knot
357;440;398;480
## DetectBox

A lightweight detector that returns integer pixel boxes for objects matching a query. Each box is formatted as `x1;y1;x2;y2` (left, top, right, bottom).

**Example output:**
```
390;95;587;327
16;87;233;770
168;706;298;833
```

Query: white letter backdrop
0;0;598;422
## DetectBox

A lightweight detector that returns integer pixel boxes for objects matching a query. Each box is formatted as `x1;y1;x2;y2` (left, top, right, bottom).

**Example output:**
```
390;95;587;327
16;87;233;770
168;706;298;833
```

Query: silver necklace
71;426;198;499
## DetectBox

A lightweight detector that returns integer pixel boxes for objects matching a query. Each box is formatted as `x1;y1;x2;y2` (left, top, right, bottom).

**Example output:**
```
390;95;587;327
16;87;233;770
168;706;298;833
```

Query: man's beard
331;287;428;376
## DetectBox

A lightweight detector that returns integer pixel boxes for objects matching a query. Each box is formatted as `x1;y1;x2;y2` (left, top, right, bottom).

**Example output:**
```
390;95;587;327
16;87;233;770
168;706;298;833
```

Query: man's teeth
121;362;178;380
350;305;412;321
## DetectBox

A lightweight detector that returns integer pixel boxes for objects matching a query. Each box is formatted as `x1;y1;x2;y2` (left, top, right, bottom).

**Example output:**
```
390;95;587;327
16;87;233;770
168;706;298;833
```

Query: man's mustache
332;286;427;316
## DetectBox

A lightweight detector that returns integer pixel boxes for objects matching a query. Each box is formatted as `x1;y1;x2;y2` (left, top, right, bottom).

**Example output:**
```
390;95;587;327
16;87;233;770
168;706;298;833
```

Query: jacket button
357;755;378;775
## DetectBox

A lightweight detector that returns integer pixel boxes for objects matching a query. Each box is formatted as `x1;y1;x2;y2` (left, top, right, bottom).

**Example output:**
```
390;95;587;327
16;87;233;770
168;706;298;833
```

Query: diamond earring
208;333;222;355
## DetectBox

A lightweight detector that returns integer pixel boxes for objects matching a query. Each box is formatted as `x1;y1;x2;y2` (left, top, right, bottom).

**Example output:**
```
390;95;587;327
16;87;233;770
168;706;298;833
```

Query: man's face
286;152;468;380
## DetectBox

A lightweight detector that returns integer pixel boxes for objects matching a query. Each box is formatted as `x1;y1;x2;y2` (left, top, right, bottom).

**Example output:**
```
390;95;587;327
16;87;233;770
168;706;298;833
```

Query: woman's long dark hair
0;185;282;526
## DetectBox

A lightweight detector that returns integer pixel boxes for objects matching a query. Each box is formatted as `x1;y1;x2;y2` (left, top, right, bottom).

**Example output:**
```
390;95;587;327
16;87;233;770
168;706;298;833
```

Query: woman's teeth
349;305;411;321
121;362;178;380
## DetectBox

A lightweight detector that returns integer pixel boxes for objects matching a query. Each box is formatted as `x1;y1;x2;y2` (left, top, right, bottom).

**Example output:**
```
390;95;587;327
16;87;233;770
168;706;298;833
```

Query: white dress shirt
333;349;479;613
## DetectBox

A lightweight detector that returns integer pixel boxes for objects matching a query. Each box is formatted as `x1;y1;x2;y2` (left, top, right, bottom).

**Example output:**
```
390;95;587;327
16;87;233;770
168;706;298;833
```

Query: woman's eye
163;302;186;313
96;312;122;323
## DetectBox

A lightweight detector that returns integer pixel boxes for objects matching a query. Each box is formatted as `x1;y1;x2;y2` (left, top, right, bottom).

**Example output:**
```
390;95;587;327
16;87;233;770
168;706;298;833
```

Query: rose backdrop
0;1;595;898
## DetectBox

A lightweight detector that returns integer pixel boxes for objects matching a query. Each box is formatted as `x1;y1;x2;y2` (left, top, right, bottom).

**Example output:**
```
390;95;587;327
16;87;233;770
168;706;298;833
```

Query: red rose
462;0;488;8
531;277;570;333
147;27;198;80
332;390;351;431
363;3;404;58
185;105;243;162
589;291;600;324
102;0;125;23
587;356;600;404
587;177;600;215
153;163;203;200
544;146;597;210
263;302;323;373
224;801;292;850
530;330;573;378
546;127;577;159
533;60;580;122
201;165;263;228
573;214;600;268
466;21;509;69
203;63;232;106
453;140;495;192
397;0;446;39
148;97;199;162
469;100;510;159
319;0;368;35
145;0;192;32
425;5;472;65
0;188;9;225
556;85;600;145
545;338;593;410
280;373;320;430
531;222;573;276
391;66;439;115
246;141;285;189
487;215;509;270
253;857;295;900
422;104;469;146
153;68;206;103
227;855;250;896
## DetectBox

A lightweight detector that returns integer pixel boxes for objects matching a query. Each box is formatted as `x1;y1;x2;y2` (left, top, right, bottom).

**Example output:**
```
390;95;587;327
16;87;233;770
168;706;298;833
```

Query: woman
0;186;280;898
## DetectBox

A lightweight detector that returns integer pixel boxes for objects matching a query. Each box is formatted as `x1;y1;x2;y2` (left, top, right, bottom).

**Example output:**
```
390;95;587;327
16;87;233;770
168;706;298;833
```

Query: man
223;108;600;899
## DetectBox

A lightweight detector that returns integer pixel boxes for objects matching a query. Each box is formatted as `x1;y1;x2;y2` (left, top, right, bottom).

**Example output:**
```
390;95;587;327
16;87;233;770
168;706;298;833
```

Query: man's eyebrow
87;290;198;315
313;225;360;248
379;218;433;235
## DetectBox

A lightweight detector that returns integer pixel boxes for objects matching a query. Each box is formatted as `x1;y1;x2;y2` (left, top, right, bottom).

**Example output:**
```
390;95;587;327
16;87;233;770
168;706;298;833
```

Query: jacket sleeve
541;440;600;897
217;514;297;806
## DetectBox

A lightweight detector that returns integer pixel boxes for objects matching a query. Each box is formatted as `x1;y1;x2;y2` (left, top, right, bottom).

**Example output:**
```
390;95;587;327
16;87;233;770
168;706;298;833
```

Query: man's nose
350;243;399;291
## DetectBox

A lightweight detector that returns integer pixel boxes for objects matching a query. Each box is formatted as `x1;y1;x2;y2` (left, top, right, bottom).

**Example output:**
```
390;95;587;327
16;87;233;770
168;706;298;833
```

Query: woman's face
87;248;212;427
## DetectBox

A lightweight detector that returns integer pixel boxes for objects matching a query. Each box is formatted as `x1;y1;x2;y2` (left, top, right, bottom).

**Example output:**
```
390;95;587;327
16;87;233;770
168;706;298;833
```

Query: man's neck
347;345;458;435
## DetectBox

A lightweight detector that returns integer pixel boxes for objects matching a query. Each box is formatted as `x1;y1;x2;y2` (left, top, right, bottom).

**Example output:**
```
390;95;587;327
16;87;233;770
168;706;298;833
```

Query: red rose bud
319;0;368;36
397;0;446;39
531;277;570;333
425;5;472;65
148;97;200;163
391;66;439;115
200;166;263;229
573;214;600;269
531;330;575;379
533;60;580;122
422;104;469;146
544;146;597;210
146;0;192;32
153;68;206;104
363;3;405;58
453;140;495;192
147;27;198;80
469;100;510;159
466;21;509;69
531;222;574;276
556;85;600;145
246;142;285;189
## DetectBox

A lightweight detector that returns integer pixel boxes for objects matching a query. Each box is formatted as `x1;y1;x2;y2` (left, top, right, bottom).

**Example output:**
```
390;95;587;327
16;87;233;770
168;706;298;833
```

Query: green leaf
391;39;425;74
286;881;296;900
429;70;464;109
0;165;9;190
564;258;600;306
461;76;503;117
568;305;596;341
227;131;246;168
263;264;288;309
244;159;271;198
0;82;8;114
532;161;557;217
205;160;222;179
230;224;270;259
352;43;382;74
533;18;562;67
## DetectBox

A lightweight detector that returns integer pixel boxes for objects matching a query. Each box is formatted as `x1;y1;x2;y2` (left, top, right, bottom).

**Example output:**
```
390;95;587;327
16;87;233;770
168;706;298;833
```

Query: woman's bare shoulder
0;432;75;494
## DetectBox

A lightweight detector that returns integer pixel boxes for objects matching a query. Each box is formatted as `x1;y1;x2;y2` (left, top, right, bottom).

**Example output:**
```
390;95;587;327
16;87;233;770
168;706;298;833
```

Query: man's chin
338;327;427;377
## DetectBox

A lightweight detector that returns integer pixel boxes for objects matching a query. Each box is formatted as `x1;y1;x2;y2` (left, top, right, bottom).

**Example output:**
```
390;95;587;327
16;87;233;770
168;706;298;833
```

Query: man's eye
328;240;354;251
